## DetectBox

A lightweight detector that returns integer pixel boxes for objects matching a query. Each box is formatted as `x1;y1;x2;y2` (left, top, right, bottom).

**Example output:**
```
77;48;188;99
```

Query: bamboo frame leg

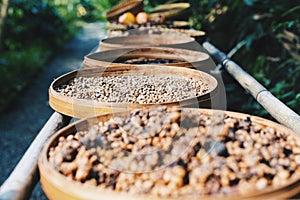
203;41;300;134
0;112;71;200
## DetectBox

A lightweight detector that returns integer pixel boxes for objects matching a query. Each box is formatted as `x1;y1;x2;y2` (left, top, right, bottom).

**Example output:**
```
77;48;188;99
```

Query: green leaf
281;5;300;17
281;91;294;99
296;93;300;100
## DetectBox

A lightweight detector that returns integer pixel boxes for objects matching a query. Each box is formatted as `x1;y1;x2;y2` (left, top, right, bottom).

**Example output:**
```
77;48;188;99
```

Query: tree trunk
0;0;9;48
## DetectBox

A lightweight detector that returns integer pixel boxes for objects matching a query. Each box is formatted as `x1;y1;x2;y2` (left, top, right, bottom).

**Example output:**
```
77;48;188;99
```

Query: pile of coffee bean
114;57;181;65
48;106;300;197
125;20;181;30
55;75;209;104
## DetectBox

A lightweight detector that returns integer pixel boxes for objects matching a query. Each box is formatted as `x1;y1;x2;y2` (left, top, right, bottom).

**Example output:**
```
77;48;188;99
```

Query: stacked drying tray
105;0;205;42
38;1;300;199
83;47;210;69
98;32;202;52
48;65;218;118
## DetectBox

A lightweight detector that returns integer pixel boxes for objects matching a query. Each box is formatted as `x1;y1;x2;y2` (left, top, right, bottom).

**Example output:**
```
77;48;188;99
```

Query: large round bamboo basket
105;21;190;32
106;27;206;44
99;34;197;51
84;47;210;69
49;66;218;118
38;108;300;200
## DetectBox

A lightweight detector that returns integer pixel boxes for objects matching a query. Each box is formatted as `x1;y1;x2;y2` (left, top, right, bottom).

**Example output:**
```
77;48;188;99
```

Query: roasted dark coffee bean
118;57;181;64
48;106;300;197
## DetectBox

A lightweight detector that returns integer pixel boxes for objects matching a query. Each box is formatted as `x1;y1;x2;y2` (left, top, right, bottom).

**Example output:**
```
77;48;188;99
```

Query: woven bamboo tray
105;21;190;31
99;33;197;51
84;47;210;69
49;66;218;118
39;108;300;200
149;3;190;21
106;27;206;44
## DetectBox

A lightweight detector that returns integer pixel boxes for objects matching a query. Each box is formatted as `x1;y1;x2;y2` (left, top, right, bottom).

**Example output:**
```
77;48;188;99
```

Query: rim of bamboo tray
149;3;190;20
39;108;300;200
99;33;195;51
105;27;205;41
158;27;205;37
83;47;210;69
49;66;218;118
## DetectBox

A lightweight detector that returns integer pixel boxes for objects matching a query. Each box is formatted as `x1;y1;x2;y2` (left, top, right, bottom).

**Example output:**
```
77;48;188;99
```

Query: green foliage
85;0;120;21
3;1;71;50
0;46;50;111
0;0;83;112
189;0;300;117
0;0;122;112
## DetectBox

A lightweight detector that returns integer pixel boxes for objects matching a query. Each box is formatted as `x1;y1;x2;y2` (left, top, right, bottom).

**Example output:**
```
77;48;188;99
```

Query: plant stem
0;0;9;48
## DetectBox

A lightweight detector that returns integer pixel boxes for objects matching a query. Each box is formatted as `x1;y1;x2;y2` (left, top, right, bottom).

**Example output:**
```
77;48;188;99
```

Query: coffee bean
48;106;300;197
55;75;209;104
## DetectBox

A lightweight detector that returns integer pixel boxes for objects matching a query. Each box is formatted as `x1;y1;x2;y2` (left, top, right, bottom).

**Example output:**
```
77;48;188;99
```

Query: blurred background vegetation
0;0;299;118
0;0;118;112
187;0;300;118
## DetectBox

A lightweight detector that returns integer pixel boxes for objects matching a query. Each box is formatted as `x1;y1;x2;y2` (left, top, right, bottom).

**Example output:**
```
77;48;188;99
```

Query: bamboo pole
203;41;300;134
0;112;71;200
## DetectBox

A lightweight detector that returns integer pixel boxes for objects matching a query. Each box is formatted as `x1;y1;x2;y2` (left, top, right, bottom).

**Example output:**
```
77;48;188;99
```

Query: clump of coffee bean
48;106;300;197
55;75;209;104
124;20;180;30
114;57;181;65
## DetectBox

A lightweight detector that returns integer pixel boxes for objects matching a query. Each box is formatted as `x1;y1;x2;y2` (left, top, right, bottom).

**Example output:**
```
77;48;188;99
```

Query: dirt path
0;22;105;199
